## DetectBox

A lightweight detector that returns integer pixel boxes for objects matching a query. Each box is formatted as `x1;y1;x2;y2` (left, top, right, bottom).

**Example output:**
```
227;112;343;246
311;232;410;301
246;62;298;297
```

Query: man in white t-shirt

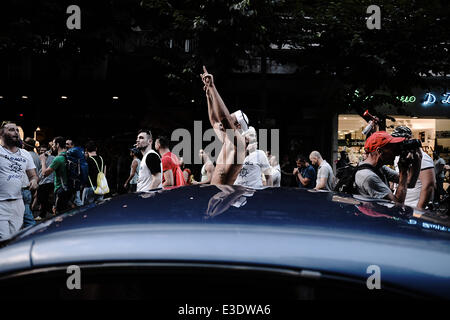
135;129;162;192
0;122;39;239
234;127;272;189
309;151;335;191
392;126;436;209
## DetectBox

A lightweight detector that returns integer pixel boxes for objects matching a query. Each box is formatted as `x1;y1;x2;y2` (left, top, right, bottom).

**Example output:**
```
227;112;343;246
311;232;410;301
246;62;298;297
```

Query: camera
397;139;422;158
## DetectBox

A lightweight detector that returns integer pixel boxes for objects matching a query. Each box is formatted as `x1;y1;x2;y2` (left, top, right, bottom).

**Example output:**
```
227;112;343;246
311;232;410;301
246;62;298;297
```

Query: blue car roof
1;185;450;297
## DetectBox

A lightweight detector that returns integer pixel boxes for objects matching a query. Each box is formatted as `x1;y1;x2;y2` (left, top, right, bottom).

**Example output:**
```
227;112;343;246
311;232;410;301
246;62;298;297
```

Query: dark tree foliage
0;0;448;114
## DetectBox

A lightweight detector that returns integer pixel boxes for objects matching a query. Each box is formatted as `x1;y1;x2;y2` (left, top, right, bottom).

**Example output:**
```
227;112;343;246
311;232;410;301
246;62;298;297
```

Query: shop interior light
22;96;28;99
113;96;119;100
61;96;68;99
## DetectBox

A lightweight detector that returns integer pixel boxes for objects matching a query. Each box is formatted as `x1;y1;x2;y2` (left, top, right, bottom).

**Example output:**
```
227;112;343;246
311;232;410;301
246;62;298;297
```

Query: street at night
0;0;450;305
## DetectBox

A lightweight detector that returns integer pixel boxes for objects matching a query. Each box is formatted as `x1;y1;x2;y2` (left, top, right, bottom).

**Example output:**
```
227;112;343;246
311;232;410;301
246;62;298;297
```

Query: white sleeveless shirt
137;149;162;192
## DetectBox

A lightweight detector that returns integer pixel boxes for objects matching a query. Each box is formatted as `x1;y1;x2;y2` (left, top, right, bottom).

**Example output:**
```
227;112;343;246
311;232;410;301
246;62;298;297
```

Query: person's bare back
201;66;246;185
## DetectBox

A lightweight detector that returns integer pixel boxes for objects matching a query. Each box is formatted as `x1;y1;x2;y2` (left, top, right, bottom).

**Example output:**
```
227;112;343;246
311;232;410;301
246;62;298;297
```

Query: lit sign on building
396;96;416;103
423;92;450;106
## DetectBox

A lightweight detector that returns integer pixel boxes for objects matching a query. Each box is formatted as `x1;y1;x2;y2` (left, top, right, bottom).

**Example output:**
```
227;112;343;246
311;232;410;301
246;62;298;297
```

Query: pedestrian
64;138;84;207
136;129;162;191
434;151;446;202
36;144;54;219
336;150;349;169
192;149;215;185
234;127;273;188
123;148;141;192
40;136;70;214
280;154;296;187
66;138;75;150
180;158;194;185
201;66;247;185
269;154;281;188
155;136;185;187
354;131;421;203
293;155;316;189
392;126;436;209
21;163;36;228
23;137;41;216
23;137;41;172
309;151;335;191
0;122;39;239
83;140;107;204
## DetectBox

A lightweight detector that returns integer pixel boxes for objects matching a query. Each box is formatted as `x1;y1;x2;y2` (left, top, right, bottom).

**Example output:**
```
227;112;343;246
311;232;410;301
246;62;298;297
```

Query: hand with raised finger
200;65;214;91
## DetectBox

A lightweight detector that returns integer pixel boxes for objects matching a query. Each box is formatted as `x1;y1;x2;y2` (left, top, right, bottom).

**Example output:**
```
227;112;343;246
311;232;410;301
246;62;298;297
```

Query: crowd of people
0;125;113;239
0;67;449;240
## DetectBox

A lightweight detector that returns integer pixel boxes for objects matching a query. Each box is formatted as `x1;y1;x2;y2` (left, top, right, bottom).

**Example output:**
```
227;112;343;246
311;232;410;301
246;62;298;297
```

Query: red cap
364;131;405;153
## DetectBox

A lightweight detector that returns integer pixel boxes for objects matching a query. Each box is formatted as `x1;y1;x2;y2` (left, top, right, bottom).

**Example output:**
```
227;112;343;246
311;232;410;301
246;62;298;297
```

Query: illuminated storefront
337;90;450;164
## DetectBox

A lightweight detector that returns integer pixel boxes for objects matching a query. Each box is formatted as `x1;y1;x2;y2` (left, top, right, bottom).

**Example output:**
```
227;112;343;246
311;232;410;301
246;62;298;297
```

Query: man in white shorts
0;122;39;239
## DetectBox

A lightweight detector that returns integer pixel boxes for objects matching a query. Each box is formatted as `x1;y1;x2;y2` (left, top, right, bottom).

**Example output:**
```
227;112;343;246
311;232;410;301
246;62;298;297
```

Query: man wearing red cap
355;131;421;203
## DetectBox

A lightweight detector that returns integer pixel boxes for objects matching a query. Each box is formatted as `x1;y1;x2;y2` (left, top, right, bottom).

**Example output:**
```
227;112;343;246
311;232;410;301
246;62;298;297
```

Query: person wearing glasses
200;66;248;185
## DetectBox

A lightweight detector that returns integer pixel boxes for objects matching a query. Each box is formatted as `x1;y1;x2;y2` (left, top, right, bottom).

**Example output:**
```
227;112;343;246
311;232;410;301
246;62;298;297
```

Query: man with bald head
309;151;335;191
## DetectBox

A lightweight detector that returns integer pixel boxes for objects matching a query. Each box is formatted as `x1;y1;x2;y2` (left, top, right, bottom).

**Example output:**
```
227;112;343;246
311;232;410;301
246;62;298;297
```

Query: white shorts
0;199;25;240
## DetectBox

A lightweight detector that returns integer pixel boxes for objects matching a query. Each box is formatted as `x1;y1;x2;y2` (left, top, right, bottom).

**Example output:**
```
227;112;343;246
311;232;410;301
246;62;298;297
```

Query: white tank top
137;150;162;192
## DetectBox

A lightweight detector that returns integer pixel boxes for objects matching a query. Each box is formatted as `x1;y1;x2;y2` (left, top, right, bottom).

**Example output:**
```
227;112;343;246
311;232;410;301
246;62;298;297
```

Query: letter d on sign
66;5;81;30
66;265;81;290
366;5;381;30
366;265;381;290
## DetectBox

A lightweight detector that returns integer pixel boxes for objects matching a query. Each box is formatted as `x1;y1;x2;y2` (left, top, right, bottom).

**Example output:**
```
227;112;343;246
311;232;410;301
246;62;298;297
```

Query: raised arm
201;66;237;131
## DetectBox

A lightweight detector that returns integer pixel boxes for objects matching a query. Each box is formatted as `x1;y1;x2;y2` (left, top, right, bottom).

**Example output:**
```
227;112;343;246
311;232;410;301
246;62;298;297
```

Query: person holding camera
391;126;436;209
355;131;421;204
